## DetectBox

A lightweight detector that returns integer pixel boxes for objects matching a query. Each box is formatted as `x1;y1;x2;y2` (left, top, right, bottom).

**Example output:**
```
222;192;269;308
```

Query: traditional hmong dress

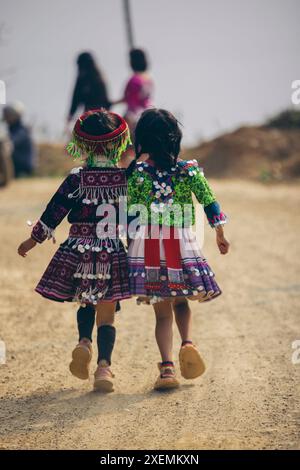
127;158;227;304
31;166;131;305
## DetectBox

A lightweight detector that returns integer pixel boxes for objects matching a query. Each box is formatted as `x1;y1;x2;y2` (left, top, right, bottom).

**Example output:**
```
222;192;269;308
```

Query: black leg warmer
77;304;96;342
97;324;116;365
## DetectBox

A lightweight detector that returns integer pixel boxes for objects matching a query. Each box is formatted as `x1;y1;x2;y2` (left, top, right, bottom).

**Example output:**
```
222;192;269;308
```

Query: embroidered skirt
127;226;221;304
35;223;131;305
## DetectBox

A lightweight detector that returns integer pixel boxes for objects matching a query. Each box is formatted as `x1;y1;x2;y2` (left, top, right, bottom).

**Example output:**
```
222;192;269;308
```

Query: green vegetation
266;109;300;129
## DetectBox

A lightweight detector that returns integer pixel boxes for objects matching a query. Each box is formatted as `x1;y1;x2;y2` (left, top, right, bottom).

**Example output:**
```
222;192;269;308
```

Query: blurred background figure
114;48;154;167
67;52;111;124
2;102;36;178
115;48;154;136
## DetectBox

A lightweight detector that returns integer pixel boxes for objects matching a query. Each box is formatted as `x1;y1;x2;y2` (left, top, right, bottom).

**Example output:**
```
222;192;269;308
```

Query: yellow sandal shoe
179;343;206;379
69;342;92;380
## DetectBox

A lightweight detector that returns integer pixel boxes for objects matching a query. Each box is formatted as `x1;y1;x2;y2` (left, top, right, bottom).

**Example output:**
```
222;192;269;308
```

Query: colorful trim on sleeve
207;212;227;228
31;220;55;244
204;201;227;228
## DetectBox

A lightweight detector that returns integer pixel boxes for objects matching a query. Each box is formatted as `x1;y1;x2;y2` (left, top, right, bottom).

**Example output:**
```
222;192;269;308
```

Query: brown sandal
93;363;115;393
179;343;205;379
69;342;92;380
154;363;180;390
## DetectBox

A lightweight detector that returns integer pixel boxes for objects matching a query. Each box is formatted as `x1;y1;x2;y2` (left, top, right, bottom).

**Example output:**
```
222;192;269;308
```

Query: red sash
144;226;185;292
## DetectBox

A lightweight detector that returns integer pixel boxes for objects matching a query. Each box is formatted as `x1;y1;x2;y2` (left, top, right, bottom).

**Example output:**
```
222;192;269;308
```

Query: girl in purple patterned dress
18;109;132;392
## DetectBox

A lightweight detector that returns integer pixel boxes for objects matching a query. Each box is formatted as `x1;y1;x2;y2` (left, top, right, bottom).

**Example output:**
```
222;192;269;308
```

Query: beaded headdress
66;109;131;165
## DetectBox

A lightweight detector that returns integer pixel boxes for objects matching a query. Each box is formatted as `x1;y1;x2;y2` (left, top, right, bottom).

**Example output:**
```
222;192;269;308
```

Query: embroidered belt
69;223;97;238
69;222;120;239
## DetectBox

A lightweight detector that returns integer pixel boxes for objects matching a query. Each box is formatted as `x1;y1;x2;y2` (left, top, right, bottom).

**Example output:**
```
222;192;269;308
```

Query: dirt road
0;178;299;449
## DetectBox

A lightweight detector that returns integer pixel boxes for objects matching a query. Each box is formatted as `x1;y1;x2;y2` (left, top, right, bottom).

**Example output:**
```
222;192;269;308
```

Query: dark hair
130;48;148;72
81;109;119;136
77;52;103;79
75;52;110;108
134;108;182;170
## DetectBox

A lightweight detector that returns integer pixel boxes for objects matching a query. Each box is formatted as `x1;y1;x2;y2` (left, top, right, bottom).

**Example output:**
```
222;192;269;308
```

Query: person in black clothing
3;103;35;177
67;52;111;123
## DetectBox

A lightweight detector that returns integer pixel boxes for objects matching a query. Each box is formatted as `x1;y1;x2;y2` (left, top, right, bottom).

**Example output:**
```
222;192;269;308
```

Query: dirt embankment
182;126;300;181
34;125;300;182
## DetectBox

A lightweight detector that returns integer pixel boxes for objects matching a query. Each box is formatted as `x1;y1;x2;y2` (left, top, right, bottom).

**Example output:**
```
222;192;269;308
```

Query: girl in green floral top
127;108;230;390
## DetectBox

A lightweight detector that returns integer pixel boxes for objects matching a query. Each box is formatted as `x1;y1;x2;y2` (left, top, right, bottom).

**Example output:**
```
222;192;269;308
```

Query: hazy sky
1;0;300;145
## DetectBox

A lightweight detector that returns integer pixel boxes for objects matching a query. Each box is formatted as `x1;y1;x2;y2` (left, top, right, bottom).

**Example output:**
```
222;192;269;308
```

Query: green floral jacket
127;159;227;228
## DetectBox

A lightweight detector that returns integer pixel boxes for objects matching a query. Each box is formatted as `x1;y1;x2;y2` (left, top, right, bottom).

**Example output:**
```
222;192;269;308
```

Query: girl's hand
215;226;230;255
18;237;37;258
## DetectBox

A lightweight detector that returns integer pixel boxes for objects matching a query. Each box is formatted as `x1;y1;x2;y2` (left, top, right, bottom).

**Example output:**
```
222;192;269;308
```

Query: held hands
18;237;37;258
215;226;230;255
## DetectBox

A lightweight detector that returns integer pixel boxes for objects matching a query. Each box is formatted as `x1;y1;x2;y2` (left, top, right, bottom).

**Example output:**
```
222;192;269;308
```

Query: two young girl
18;108;229;392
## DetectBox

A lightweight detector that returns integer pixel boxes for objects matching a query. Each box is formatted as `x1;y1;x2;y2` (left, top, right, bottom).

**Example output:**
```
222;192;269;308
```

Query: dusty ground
0;178;299;450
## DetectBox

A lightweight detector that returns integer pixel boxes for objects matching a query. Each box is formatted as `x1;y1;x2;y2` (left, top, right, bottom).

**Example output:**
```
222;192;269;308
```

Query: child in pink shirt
116;49;154;135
